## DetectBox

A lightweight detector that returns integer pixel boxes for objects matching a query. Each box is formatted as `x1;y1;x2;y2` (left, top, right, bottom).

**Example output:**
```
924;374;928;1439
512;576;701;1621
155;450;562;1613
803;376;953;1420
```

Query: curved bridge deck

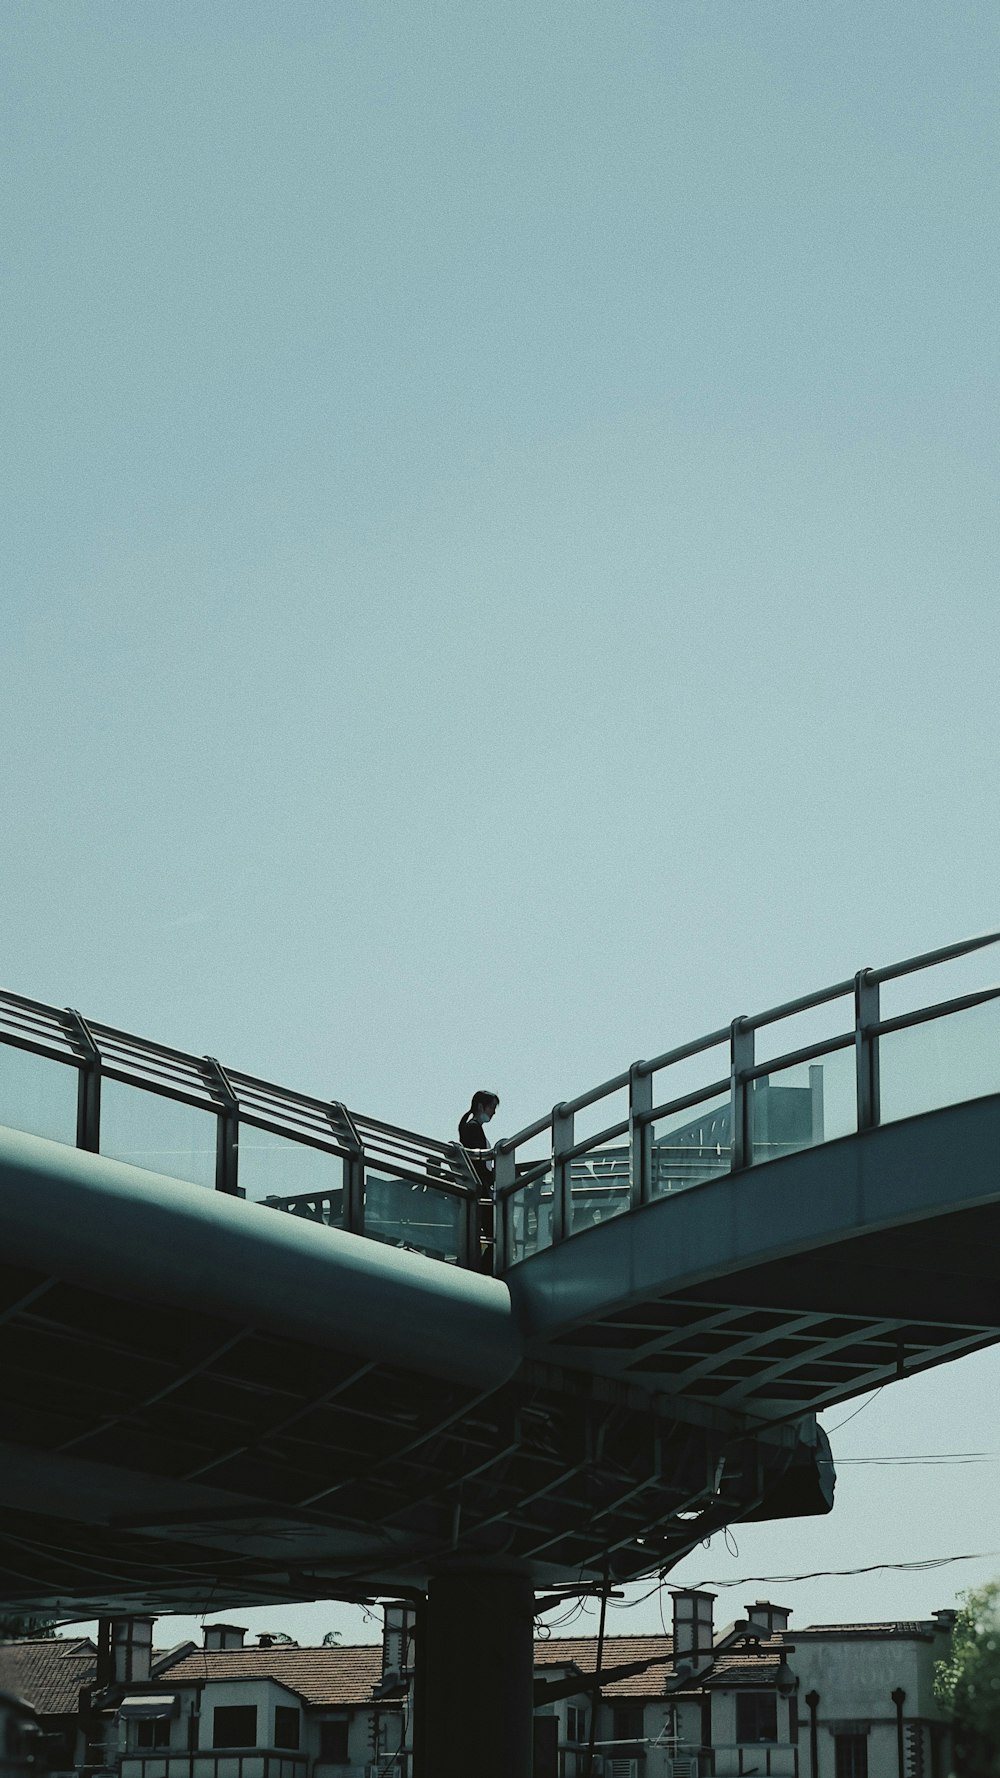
0;933;997;1616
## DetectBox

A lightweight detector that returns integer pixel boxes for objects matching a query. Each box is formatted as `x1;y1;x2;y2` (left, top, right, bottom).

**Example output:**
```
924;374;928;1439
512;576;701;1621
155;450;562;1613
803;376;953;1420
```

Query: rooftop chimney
96;1618;154;1688
204;1625;247;1650
381;1604;416;1684
746;1601;791;1636
671;1590;716;1675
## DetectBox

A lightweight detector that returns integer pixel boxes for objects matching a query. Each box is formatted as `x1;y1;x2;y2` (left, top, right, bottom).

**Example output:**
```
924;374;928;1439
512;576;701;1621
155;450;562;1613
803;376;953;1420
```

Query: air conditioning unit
666;1760;699;1778
608;1762;640;1778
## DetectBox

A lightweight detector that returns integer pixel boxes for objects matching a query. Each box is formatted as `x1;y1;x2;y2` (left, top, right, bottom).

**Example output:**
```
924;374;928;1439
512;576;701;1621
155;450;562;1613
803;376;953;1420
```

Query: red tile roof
0;1639;97;1716
158;1646;386;1708
161;1633;679;1706
703;1652;784;1687
534;1634;674;1698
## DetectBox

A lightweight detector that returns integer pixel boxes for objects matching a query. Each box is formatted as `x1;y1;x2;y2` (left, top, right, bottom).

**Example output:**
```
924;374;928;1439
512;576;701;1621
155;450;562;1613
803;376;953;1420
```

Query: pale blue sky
3;1;998;1642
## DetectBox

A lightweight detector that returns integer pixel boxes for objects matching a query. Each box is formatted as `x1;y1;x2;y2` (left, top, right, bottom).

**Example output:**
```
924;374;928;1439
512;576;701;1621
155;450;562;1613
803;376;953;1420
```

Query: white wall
791;1632;952;1778
196;1678;299;1751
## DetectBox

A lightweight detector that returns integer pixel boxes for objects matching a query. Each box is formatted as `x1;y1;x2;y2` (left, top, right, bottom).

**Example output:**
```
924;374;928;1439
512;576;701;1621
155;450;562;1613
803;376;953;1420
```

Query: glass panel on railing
649;1044;728;1114
569;1135;631;1235
753;995;853;1066
238;1124;344;1221
502;1126;552;1167
100;1079;218;1188
879;996;1000;1124
0;1044;78;1146
505;1168;554;1264
364;1170;463;1262
649;1091;731;1196
571;1085;629;1147
749;1047;856;1165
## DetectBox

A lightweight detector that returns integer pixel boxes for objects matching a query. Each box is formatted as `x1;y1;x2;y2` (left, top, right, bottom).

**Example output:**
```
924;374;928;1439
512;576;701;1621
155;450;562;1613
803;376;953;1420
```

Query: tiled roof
534;1634;674;1698
162;1640;678;1706
0;1639;97;1716
158;1646;386;1708
703;1651;784;1687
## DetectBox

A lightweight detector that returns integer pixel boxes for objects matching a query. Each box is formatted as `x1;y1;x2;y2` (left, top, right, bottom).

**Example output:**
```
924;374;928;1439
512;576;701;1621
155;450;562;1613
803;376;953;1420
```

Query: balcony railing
119;1752;308;1778
667;1743;798;1777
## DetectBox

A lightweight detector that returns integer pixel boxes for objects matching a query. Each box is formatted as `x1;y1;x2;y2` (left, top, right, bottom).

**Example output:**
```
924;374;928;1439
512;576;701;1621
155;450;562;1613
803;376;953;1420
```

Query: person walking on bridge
459;1090;500;1272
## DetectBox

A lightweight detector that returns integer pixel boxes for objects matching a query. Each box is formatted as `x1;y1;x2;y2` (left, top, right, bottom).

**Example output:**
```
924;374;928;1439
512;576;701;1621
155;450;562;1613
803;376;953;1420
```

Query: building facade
0;1593;955;1778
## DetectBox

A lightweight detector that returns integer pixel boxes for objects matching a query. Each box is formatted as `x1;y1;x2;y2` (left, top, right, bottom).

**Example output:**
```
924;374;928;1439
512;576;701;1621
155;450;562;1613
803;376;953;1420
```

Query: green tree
934;1581;1000;1777
0;1613;57;1641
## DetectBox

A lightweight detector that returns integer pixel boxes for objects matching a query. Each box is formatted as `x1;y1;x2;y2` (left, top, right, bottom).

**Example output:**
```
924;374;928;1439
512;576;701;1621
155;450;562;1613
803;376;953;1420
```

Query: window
835;1734;869;1778
611;1705;644;1749
212;1706;258;1749
319;1719;350;1763
274;1708;299;1750
134;1719;170;1751
736;1692;778;1744
566;1705;587;1745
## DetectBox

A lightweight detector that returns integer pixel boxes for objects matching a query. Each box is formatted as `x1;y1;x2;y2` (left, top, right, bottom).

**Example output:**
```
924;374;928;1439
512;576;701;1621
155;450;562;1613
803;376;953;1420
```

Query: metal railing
1;930;998;1278
663;1745;799;1777
0;993;480;1267
493;930;1000;1270
119;1755;308;1778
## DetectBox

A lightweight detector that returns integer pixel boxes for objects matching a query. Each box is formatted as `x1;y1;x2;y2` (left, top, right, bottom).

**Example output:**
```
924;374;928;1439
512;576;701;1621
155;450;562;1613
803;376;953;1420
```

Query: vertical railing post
204;1058;240;1195
465;1180;485;1273
629;1062;652;1208
730;1018;754;1170
448;1145;480;1272
551;1104;574;1245
329;1101;366;1237
494;1145;515;1272
855;969;880;1131
66;1009;101;1152
343;1147;365;1236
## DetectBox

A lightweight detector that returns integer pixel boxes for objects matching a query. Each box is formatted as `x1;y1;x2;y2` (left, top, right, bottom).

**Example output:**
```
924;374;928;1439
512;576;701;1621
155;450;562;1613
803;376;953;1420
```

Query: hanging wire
824;1387;885;1432
660;1549;1000;1586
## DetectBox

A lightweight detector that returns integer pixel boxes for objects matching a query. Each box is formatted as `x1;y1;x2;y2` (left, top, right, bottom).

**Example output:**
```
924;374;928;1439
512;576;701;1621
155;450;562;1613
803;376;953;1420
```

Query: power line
660;1550;1000;1587
824;1388;885;1432
837;1454;998;1466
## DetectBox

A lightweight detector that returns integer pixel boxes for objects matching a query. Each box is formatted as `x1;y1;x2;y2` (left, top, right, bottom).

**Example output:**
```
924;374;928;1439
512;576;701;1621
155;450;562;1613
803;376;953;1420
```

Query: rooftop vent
204;1625;246;1651
745;1601;791;1636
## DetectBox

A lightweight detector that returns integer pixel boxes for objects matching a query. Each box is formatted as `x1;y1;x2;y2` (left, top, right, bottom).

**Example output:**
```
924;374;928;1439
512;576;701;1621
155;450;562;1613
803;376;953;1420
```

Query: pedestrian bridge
0;934;998;1618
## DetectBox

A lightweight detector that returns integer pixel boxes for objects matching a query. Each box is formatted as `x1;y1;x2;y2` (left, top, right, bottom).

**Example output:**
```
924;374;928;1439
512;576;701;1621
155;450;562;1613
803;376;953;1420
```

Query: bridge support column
418;1572;535;1778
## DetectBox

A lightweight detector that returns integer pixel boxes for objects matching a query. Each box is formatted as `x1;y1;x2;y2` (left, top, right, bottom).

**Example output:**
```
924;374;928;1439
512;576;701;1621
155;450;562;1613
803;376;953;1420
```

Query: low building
0;1638;99;1775
117;1625;404;1778
0;1593;955;1778
529;1590;953;1778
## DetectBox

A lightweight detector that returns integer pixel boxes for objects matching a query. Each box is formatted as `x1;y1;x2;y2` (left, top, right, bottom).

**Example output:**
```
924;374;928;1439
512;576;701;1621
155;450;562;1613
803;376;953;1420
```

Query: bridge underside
3;1098;998;1618
541;1203;1000;1413
0;1253;828;1617
514;1097;1000;1413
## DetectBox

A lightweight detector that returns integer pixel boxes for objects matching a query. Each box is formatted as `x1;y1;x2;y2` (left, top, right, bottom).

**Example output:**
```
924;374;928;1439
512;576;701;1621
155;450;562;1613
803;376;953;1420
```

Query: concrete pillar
419;1571;535;1778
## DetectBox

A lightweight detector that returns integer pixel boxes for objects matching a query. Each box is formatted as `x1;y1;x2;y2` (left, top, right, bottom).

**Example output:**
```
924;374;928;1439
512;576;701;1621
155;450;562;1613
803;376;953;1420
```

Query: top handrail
494;928;1000;1158
869;927;1000;985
